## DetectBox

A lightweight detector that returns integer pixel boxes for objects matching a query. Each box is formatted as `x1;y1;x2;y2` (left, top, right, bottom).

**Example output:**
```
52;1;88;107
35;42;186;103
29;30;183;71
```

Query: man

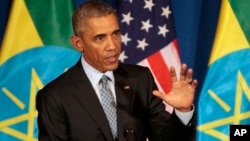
36;1;198;141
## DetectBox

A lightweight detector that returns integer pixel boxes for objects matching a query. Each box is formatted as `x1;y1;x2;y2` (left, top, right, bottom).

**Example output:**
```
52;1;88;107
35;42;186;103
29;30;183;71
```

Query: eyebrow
113;29;121;33
93;29;120;39
93;33;106;40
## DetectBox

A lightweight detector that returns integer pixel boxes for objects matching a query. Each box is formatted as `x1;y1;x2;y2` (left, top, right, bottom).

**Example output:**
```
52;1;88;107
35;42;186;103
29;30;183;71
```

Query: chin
106;63;119;71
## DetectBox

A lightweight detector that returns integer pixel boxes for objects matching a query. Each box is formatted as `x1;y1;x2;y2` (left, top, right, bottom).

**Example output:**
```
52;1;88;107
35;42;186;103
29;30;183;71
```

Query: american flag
117;0;181;94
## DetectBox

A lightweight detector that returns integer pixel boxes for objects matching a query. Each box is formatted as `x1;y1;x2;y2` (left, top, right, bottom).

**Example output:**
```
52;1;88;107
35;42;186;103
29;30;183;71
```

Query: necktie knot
100;74;109;83
100;75;110;90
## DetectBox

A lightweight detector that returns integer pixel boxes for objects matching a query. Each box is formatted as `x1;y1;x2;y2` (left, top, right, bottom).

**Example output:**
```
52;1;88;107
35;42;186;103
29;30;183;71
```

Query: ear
70;35;84;52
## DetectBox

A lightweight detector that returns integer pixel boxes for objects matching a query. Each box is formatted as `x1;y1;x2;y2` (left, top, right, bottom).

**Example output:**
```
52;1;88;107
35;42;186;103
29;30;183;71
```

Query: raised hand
152;64;198;112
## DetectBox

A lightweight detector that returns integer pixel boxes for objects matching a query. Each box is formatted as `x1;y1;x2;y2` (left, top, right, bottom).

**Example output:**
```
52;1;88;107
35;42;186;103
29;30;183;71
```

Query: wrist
176;105;193;112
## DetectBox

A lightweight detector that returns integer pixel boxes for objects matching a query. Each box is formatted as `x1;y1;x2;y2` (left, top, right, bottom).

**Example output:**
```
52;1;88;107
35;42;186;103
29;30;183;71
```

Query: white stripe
160;42;181;79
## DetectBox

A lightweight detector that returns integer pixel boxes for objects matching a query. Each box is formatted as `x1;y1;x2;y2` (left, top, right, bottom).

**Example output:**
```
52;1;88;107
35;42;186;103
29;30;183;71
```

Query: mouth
105;54;119;63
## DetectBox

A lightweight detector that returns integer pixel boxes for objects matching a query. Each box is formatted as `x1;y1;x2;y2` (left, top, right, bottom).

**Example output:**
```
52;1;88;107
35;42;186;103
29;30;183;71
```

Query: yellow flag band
0;0;43;65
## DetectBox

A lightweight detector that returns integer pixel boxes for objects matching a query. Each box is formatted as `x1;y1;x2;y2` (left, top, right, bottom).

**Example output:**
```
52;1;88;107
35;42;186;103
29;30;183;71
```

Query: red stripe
173;39;180;58
147;51;172;93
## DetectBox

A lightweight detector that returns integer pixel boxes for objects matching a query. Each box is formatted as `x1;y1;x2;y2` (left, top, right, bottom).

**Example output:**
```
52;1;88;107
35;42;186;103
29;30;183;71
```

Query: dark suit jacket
36;60;195;141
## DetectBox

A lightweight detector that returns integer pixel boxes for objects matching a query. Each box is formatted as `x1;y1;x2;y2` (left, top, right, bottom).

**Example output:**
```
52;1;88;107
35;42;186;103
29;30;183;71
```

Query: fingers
170;66;177;82
170;63;197;87
179;63;194;83
179;64;186;81
185;68;193;83
191;79;198;89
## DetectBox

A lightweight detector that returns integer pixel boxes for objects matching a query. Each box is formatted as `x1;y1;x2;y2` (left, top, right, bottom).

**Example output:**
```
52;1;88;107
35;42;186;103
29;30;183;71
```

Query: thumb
152;90;165;99
153;90;173;106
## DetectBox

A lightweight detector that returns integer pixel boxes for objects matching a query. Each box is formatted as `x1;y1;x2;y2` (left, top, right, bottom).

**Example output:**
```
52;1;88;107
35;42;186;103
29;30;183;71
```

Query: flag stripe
117;0;181;95
209;0;249;65
161;41;181;78
138;42;181;93
24;0;74;48
0;0;43;65
147;51;171;93
138;58;165;93
230;0;250;42
197;0;250;140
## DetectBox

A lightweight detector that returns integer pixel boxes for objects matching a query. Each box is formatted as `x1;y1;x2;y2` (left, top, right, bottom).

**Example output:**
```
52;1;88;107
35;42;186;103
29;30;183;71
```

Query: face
71;13;121;73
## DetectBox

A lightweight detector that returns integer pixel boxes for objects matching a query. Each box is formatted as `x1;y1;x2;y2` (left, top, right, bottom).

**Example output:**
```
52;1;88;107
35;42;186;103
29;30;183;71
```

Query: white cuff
174;105;195;125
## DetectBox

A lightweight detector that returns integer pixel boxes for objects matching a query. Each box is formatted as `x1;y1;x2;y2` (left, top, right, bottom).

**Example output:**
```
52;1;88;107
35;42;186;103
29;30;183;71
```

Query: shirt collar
81;56;114;86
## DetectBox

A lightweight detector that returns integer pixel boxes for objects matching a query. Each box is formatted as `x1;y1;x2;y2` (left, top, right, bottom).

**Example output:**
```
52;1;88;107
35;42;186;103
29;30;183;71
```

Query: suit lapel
70;61;136;140
114;66;136;140
70;61;114;141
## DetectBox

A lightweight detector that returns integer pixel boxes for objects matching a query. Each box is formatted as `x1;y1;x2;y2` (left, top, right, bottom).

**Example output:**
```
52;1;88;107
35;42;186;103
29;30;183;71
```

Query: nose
106;36;116;50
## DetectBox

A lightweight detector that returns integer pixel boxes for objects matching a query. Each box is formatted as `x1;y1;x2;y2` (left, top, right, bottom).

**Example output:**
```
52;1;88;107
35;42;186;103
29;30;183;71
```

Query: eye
94;35;105;42
113;30;121;37
113;30;121;39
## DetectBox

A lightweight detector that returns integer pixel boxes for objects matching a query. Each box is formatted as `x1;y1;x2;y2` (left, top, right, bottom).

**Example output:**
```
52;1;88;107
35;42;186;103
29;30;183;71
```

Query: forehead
85;14;119;33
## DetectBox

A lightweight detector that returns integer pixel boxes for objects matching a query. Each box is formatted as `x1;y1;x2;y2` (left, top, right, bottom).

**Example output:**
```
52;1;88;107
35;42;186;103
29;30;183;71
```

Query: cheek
84;48;97;59
90;50;103;62
115;36;121;44
114;40;121;50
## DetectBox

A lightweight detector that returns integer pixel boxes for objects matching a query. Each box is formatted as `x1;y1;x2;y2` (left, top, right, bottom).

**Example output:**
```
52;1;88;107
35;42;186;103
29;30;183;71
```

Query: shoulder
115;63;154;82
117;63;150;74
38;60;82;95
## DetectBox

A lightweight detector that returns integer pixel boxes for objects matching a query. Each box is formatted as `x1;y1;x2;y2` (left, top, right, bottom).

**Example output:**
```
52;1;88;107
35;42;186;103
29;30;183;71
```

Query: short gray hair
72;0;117;36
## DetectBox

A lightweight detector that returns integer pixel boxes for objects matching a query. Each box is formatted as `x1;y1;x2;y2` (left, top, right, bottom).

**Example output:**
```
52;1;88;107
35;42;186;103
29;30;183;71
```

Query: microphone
124;122;136;141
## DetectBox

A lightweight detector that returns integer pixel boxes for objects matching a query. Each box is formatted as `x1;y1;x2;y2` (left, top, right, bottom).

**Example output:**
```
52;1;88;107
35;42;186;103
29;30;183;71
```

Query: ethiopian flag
0;0;80;140
196;0;250;140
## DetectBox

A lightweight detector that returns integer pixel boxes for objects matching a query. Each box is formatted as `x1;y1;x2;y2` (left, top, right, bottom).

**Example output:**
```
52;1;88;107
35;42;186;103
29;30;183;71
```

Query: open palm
153;64;198;112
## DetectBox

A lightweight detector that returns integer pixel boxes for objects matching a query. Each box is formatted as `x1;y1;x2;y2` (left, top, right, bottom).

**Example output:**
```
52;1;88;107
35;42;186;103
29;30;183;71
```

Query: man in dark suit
36;1;198;141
